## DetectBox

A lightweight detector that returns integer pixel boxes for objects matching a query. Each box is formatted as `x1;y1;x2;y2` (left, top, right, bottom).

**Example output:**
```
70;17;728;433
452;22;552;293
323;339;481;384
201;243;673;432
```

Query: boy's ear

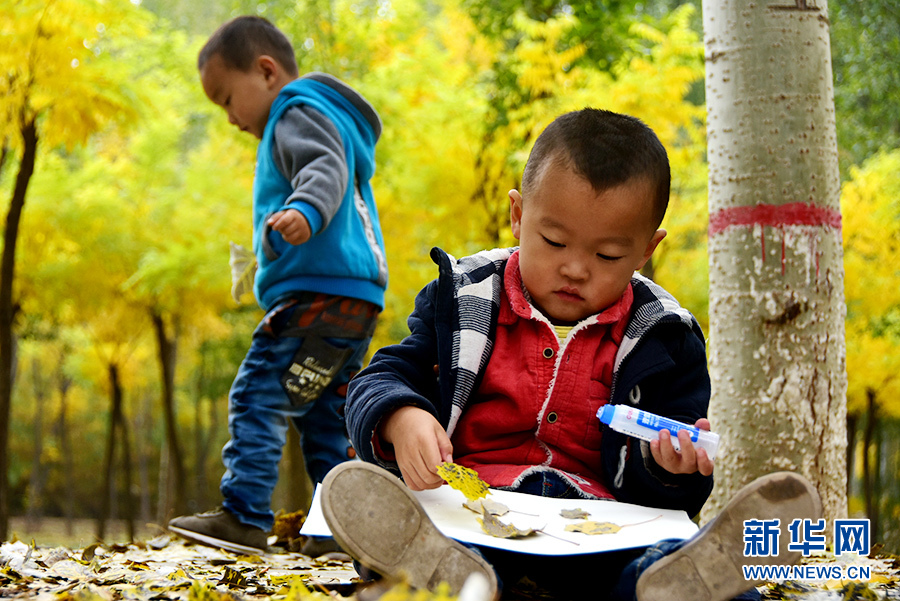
257;55;280;86
637;229;667;270
509;189;523;240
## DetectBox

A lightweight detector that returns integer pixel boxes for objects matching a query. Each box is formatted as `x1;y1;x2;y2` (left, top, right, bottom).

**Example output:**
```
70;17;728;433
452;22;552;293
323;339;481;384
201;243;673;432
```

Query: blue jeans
476;471;761;601
221;295;377;530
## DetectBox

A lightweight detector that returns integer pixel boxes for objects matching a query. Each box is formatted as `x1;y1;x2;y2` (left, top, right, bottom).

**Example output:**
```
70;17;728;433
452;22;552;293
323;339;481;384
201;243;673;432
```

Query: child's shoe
636;471;822;601
321;461;499;598
168;507;269;555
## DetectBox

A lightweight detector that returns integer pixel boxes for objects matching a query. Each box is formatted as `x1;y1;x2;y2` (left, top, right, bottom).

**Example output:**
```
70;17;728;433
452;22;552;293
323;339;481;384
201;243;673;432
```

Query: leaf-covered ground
1;532;898;600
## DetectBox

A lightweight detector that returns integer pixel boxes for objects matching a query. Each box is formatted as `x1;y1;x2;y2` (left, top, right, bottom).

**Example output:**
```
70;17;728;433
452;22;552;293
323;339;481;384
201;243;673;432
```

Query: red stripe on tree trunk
708;203;842;236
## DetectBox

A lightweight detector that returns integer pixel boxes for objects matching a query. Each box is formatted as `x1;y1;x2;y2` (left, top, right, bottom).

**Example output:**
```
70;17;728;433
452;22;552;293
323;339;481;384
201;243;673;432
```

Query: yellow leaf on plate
564;521;622;535
463;498;509;516
478;507;536;539
436;462;489;501
560;508;591;519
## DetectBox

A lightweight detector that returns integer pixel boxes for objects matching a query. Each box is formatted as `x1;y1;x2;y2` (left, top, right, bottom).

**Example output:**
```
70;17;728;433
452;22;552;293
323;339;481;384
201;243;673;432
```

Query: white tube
597;405;719;460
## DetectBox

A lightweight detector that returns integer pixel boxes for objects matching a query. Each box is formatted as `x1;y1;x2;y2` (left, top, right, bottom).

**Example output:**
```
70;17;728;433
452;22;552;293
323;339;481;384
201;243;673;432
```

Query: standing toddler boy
321;109;820;600
169;16;387;555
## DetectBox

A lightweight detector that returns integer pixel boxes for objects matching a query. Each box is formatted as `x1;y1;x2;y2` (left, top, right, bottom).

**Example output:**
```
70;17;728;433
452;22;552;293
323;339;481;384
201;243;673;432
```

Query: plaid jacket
346;247;714;516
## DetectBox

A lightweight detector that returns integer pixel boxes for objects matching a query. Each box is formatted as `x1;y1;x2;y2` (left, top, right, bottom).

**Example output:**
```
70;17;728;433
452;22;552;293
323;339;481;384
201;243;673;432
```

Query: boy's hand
649;418;714;477
380;406;453;491
267;209;311;245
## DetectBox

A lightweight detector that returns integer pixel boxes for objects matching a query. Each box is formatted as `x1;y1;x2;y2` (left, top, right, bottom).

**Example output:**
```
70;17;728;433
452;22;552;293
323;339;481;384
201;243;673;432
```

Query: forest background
2;0;899;551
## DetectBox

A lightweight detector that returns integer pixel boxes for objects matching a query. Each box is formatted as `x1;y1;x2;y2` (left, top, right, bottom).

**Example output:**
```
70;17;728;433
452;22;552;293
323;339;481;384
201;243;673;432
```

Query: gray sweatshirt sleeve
271;105;348;233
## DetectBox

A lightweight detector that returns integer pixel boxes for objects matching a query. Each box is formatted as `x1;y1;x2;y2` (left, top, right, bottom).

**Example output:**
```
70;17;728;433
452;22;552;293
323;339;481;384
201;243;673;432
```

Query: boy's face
200;54;281;139
510;160;666;325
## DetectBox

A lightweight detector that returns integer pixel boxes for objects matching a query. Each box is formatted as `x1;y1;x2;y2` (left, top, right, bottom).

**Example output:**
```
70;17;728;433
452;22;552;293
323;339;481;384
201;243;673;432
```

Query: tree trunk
151;312;187;517
192;352;209;512
98;363;122;541
136;391;153;524
95;362;136;542
702;0;847;522
846;412;857;500
862;390;876;534
26;356;46;527
54;364;75;536
286;426;313;513
0;118;38;539
117;381;136;543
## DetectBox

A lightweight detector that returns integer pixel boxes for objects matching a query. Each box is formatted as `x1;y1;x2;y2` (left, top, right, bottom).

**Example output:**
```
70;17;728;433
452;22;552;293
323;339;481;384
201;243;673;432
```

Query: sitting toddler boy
321;108;821;601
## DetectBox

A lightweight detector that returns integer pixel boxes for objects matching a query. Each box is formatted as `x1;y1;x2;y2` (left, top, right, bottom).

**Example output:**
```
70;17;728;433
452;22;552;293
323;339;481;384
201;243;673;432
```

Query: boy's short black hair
521;108;671;229
198;16;299;77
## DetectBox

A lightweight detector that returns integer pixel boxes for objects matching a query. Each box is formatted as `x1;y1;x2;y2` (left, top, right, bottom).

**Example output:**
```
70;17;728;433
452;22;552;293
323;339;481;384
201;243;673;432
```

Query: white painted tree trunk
702;0;847;522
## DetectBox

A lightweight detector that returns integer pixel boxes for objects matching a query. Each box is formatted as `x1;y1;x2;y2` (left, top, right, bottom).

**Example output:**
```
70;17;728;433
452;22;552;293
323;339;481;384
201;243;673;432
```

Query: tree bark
702;0;848;522
862;389;882;543
120;414;136;542
151;312;187;517
286;426;313;513
846;412;857;500
98;363;121;541
0;118;38;539
54;363;75;536
96;362;136;542
26;356;46;527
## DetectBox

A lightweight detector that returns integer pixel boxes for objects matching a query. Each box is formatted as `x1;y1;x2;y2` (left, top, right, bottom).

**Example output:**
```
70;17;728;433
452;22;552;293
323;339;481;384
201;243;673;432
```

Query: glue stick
596;405;719;460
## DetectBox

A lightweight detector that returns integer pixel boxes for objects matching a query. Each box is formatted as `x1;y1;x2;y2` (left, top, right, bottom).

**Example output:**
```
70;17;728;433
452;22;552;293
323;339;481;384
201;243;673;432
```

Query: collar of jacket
427;246;704;435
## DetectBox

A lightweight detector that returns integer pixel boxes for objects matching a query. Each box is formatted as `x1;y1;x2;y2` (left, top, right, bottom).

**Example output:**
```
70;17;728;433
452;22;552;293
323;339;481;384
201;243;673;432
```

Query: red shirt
452;251;633;498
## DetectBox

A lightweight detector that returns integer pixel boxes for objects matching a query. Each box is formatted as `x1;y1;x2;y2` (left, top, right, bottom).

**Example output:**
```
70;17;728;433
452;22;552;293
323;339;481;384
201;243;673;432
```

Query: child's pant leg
291;333;371;483
220;297;377;531
220;325;305;530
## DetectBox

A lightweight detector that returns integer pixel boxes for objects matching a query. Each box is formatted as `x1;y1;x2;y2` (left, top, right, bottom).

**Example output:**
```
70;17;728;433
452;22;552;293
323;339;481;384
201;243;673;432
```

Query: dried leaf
463;498;509;516
436;462;489;501
124;559;151;570
560;508;591;519
478;506;536;539
272;509;306;544
229;242;257;304
218;565;249;588
80;543;100;562
564;521;622;535
564;515;663;536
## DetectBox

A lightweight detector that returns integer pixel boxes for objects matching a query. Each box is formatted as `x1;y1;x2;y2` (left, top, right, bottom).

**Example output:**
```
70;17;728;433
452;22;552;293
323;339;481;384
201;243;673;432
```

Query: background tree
701;0;847;520
841;150;900;547
829;0;900;176
0;0;147;539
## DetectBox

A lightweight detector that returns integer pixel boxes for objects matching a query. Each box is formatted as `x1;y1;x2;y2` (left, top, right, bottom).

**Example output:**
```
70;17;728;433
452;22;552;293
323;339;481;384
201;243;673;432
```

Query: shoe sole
636;471;822;601
321;461;498;598
168;524;266;556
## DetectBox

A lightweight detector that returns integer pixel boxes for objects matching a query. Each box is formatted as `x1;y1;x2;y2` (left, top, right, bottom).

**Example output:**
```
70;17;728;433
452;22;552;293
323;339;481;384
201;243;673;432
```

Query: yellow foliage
841;150;900;417
0;0;149;149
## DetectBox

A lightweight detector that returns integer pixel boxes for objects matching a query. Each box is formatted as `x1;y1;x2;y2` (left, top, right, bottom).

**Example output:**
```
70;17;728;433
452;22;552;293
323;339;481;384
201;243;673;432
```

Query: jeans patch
281;336;353;406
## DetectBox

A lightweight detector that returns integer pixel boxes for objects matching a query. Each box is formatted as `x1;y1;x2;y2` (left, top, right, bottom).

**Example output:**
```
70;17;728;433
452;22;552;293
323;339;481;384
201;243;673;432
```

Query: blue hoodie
252;75;387;311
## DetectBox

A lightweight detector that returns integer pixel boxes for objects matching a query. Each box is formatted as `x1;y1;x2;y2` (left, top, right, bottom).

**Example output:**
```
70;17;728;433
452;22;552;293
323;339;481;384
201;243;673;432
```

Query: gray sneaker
168;507;269;555
636;472;823;601
321;461;498;598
